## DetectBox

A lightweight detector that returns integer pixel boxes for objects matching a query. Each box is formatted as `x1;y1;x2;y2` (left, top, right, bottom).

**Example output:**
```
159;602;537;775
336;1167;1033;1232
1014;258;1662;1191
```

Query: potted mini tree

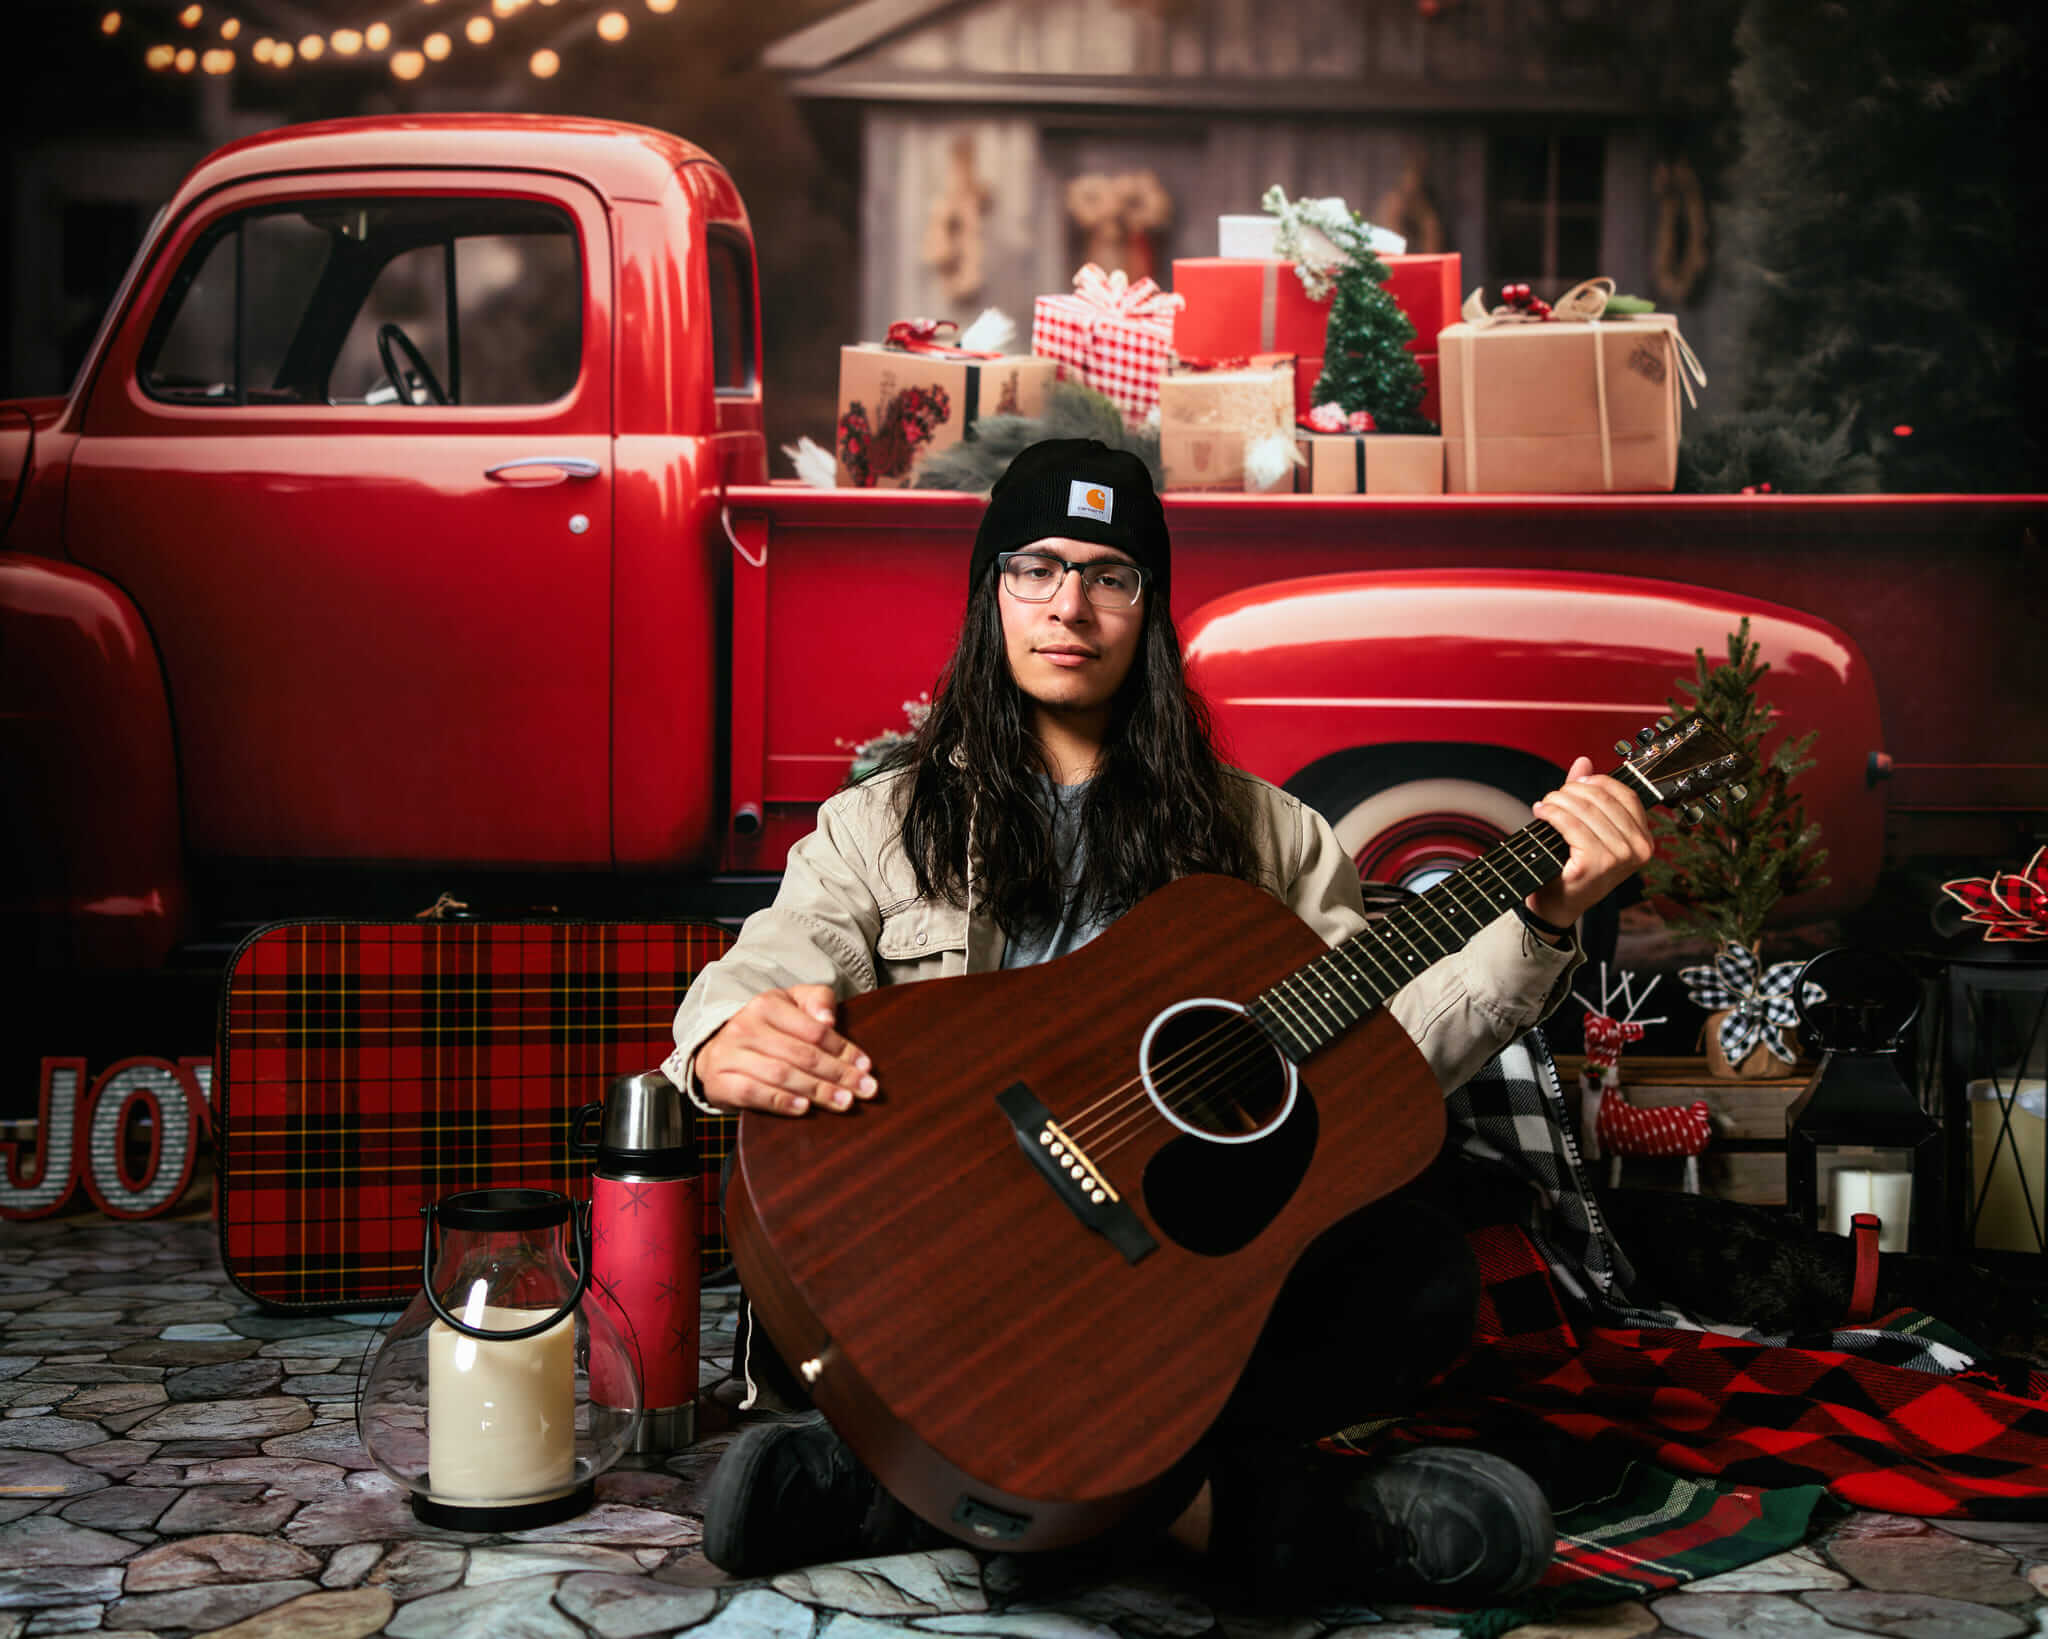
1646;619;1829;1077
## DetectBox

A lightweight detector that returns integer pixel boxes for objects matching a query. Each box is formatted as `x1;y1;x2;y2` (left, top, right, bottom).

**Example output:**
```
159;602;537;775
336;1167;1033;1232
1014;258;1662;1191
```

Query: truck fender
1181;568;1886;925
0;553;186;969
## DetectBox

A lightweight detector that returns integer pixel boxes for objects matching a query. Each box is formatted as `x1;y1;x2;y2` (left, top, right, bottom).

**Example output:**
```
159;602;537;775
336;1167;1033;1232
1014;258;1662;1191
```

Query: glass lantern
1785;948;1944;1256
358;1188;641;1530
1945;954;2048;1264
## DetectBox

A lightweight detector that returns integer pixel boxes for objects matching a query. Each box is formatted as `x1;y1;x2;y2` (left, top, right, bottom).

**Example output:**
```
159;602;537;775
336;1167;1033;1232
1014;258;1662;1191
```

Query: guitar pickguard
1140;1085;1319;1256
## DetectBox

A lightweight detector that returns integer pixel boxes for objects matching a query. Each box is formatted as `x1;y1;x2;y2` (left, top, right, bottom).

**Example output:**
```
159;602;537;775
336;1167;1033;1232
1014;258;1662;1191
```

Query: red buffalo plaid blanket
1327;1223;2048;1632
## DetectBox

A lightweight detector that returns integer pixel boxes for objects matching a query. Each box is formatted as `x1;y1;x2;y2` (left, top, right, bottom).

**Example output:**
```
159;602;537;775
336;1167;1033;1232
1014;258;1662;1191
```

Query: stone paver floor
2;1212;2046;1638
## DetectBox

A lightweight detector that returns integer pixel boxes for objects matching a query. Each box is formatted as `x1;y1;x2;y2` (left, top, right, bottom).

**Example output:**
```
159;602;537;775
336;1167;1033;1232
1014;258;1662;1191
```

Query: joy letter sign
1;1057;214;1221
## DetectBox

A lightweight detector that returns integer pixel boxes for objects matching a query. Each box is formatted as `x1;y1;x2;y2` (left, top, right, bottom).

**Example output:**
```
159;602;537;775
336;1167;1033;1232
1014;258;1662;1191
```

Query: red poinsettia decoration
1941;846;2048;941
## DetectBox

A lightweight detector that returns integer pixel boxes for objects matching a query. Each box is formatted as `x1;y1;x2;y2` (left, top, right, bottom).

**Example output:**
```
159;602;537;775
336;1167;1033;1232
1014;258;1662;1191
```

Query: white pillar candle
1827;1168;1873;1237
428;1301;577;1503
1868;1172;1913;1254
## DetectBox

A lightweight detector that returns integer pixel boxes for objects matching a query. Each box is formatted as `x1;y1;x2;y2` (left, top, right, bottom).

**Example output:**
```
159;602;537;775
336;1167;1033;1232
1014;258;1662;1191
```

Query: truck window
138;197;581;408
707;226;756;394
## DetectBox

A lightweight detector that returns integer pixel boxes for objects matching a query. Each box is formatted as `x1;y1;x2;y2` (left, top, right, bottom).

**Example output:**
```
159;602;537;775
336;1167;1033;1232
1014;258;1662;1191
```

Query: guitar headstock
1611;715;1752;827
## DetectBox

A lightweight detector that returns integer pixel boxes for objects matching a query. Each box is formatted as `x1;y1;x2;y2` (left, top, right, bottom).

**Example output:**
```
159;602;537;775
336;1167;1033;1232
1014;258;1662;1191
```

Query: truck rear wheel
1284;745;1625;966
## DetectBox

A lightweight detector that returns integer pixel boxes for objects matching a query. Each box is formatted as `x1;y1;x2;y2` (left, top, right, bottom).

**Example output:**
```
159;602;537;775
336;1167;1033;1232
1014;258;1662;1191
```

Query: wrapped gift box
1295;432;1444;496
1172;253;1463;361
1031;264;1183;423
1293;353;1441;427
1158;355;1297;492
1217;214;1405;261
835;345;1054;489
1438;317;1695;493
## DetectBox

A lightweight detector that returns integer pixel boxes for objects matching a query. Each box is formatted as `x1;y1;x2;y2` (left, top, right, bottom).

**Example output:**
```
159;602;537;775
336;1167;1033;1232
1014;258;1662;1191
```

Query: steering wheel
376;322;449;406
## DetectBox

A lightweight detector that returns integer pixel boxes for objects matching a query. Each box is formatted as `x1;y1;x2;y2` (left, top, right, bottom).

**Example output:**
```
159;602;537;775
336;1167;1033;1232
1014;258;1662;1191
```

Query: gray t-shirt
999;775;1109;969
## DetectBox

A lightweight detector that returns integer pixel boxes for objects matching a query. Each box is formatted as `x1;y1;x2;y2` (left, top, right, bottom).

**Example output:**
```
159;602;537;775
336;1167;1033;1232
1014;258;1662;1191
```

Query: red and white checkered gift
1031;263;1184;423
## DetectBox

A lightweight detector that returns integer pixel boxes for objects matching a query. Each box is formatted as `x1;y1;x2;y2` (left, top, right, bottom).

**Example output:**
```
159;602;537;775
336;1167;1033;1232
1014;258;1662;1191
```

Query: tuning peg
1656;716;1675;731
1636;726;1657;746
1728;782;1748;803
1682;803;1707;826
1614;739;1634;758
1704;792;1724;813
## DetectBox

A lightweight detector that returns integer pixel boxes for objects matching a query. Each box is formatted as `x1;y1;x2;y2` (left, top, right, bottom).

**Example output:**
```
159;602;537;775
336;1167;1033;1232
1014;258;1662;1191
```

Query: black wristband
1516;903;1574;942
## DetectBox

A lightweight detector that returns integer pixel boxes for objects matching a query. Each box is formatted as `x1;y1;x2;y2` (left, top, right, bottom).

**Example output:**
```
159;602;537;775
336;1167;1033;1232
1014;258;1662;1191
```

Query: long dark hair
878;572;1262;938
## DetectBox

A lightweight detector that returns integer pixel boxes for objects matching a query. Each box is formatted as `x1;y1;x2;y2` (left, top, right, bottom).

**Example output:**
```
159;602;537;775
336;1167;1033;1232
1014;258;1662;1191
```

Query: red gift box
1031;263;1183;423
1172;253;1463;361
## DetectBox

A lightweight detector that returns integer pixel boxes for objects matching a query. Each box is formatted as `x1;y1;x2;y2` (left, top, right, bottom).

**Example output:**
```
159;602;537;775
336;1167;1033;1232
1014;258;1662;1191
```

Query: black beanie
969;439;1170;607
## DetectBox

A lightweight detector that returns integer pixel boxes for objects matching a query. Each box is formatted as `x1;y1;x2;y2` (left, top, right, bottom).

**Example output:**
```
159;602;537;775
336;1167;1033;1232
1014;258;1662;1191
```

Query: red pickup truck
3;115;2043;1016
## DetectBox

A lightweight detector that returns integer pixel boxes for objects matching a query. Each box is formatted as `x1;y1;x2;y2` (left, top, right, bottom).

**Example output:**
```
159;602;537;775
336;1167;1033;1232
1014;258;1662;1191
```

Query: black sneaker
1341;1446;1554;1605
702;1412;938;1578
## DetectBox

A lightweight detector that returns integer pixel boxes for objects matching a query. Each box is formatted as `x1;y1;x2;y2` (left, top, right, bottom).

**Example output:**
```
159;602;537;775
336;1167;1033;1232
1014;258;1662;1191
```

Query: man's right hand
692;984;877;1116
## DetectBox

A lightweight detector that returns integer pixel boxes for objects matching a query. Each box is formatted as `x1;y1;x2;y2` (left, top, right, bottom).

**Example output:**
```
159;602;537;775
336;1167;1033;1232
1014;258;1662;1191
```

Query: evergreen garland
1713;0;2044;491
907;381;1162;494
1641;618;1828;948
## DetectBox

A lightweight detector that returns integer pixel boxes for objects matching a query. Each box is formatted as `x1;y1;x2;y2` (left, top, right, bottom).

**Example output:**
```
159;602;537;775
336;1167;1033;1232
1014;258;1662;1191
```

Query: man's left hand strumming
1524;755;1657;940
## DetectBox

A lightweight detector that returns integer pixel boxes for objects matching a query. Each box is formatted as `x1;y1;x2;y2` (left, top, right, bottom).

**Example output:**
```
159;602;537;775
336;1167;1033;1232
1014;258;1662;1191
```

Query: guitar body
728;872;1446;1552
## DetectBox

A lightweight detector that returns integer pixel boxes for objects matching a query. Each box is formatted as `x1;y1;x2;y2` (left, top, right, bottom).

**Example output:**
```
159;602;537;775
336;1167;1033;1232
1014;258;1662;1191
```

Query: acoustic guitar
728;718;1749;1551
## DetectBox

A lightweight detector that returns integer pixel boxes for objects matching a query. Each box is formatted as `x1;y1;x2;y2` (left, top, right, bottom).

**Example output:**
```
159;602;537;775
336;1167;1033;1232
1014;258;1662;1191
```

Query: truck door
69;174;615;867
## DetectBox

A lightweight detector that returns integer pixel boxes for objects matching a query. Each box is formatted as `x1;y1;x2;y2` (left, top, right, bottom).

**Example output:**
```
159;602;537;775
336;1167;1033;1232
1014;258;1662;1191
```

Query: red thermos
577;1071;700;1451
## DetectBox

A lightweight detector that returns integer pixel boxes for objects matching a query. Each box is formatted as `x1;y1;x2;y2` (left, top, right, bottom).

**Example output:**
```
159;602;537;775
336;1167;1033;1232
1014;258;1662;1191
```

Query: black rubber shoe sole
1350;1446;1555;1603
701;1413;827;1578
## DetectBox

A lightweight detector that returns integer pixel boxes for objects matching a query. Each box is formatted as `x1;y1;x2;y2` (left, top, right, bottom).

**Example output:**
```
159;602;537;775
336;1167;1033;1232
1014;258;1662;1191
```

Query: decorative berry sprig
1500;282;1554;320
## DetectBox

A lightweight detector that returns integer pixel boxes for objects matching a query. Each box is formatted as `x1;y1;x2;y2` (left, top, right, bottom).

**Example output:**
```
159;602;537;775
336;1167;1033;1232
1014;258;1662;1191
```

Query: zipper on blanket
1535;1043;1619;1294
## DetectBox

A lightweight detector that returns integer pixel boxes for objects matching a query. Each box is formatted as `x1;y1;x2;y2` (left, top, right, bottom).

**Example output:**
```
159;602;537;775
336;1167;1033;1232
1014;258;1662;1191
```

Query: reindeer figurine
1576;965;1713;1194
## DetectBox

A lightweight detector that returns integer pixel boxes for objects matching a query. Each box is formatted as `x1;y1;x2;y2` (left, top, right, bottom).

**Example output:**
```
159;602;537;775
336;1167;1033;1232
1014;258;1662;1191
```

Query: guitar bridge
996;1084;1156;1265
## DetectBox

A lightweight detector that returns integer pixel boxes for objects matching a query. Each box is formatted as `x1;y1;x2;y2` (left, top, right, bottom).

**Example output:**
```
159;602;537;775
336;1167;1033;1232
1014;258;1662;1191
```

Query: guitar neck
1247;818;1568;1062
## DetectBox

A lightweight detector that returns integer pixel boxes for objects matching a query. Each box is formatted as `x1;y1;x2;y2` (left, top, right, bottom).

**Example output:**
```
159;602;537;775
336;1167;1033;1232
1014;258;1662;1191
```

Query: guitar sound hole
1138;1001;1294;1143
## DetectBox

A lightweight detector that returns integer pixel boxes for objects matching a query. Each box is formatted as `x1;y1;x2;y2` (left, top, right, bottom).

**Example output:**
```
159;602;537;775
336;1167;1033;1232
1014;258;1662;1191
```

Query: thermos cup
575;1070;701;1451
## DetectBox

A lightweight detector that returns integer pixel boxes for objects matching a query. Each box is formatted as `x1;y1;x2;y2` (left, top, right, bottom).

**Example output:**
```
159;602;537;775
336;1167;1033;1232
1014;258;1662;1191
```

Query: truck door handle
484;456;602;483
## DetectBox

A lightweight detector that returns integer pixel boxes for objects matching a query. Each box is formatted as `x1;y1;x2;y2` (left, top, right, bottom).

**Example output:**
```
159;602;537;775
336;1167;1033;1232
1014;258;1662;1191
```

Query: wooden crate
1557;1054;1812;1204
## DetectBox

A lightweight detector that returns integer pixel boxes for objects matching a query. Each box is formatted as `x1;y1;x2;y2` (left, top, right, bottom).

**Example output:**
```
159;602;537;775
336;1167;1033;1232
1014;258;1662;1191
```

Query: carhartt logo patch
1068;481;1113;523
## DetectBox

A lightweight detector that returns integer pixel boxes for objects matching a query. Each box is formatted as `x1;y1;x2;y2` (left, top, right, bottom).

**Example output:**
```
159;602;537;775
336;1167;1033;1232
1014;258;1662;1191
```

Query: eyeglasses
996;552;1146;609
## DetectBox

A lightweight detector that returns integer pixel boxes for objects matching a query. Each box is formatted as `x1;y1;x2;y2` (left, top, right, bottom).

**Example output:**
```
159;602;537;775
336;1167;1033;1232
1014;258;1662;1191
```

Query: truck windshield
137;197;580;409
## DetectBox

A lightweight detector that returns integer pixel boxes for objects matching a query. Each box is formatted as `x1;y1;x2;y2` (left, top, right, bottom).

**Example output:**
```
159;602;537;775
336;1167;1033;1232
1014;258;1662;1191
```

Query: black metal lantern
1945;953;2048;1265
1785;948;1944;1255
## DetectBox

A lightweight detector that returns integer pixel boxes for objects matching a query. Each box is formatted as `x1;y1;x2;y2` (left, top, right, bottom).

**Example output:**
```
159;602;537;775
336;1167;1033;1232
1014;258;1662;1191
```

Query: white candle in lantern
427;1289;576;1502
1868;1172;1913;1254
1827;1168;1873;1237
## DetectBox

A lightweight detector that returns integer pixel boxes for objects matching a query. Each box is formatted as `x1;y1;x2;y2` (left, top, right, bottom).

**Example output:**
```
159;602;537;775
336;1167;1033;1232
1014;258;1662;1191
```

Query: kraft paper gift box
1437;316;1700;494
1172;254;1463;362
834;345;1054;489
1158;355;1298;492
1295;433;1444;496
1030;263;1183;423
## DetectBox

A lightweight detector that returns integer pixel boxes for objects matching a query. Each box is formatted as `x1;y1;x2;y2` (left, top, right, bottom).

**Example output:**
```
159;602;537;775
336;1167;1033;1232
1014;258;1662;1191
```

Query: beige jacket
664;768;1582;1103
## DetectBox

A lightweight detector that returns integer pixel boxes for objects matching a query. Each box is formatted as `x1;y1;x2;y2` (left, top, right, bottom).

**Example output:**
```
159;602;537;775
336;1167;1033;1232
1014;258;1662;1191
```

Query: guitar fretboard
1246;819;1568;1063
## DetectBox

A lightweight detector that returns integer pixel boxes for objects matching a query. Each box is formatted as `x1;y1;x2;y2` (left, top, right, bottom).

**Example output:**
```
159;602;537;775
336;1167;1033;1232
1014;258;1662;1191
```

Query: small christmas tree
1642;618;1829;949
1264;189;1433;435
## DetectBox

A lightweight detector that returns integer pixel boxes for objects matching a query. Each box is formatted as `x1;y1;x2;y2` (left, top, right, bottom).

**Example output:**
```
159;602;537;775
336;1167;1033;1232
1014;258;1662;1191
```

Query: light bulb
366;22;390;49
392;48;425;78
492;0;519;15
219;16;239;37
100;11;121;35
645;0;676;12
201;47;234;73
271;39;293;64
179;3;202;26
146;42;175;68
423;31;451;58
597;11;627;40
529;47;558;76
331;28;362;54
252;35;272;61
175;46;197;70
299;32;324;59
465;16;493;43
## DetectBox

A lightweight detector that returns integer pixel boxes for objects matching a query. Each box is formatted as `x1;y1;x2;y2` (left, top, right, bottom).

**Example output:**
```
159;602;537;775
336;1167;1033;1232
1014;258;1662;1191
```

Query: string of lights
96;0;679;83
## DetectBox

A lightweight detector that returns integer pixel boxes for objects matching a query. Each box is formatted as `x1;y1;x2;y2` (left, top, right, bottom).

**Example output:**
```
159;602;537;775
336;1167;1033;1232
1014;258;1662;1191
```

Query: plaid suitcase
216;919;735;1312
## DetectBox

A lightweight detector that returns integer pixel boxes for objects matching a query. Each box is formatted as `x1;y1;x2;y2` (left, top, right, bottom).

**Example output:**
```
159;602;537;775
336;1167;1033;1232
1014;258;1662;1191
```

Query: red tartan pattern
217;921;734;1311
1031;266;1181;422
1412;1224;2048;1518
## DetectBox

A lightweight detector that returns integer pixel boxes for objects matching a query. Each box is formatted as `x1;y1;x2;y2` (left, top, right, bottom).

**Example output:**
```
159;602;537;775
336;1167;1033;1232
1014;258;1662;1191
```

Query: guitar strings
1060;825;1562;1156
1051;825;1568;1167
